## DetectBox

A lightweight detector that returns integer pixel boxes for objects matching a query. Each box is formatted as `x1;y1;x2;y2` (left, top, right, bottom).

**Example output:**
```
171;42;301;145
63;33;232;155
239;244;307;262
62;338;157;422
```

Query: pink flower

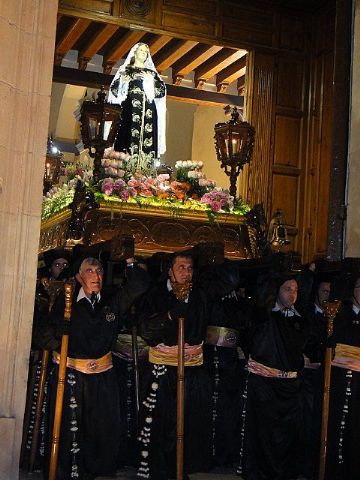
210;201;222;212
113;179;125;191
120;190;130;201
103;184;114;195
157;174;170;182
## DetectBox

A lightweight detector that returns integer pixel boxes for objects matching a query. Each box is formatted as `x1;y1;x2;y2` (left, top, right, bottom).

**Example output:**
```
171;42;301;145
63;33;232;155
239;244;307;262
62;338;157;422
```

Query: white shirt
77;287;101;305
272;302;300;317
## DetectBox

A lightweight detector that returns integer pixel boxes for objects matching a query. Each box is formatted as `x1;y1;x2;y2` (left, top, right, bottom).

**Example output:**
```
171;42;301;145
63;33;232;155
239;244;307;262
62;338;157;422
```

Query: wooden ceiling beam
172;44;222;77
216;55;247;85
103;30;146;73
78;24;119;70
154;40;198;73
53;65;244;107
194;48;246;88
55;18;91;66
147;35;173;56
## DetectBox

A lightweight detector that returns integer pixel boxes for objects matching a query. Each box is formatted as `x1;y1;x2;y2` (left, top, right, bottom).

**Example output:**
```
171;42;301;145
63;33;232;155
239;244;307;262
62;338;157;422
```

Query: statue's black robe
241;308;308;480
326;303;360;480
39;266;149;480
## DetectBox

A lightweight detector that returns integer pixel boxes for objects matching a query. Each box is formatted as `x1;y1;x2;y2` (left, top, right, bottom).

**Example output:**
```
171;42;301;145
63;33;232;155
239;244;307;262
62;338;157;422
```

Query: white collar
352;303;360;315
272;302;300;317
315;303;324;314
77;287;101;304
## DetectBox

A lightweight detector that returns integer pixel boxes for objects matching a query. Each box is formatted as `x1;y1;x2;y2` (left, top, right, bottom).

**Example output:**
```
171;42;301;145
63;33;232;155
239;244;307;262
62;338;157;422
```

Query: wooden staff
319;299;341;480
176;315;185;480
29;279;63;473
49;282;75;480
171;281;191;480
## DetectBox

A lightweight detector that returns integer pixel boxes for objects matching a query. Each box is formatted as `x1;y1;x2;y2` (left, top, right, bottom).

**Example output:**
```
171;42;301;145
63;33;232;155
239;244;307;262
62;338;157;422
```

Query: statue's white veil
108;43;166;156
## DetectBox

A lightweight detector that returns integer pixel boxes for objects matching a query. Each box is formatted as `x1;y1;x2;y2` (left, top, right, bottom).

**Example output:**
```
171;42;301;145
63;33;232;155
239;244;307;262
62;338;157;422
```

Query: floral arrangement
41;151;251;222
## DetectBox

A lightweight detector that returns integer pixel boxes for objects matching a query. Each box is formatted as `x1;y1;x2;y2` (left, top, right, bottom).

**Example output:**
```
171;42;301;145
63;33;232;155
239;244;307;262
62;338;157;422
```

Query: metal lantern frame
214;106;255;198
79;87;121;182
43;138;64;195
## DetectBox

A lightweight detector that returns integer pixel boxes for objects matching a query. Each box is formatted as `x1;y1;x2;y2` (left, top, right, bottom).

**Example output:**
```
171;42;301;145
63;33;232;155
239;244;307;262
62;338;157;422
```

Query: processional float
39;89;260;477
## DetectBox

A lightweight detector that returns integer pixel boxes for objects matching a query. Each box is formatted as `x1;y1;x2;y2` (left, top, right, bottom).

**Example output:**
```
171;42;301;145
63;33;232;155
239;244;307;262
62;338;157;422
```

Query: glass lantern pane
103;120;112;141
89;118;99;139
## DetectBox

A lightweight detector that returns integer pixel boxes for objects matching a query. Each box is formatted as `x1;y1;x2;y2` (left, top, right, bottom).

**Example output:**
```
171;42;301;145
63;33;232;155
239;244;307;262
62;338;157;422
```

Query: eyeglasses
53;262;68;268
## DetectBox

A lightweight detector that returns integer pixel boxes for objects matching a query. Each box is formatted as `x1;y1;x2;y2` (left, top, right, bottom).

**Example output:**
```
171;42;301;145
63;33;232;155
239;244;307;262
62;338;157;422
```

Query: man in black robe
239;273;308;480
326;273;360;480
136;251;240;480
203;280;251;468
299;273;332;480
41;256;149;480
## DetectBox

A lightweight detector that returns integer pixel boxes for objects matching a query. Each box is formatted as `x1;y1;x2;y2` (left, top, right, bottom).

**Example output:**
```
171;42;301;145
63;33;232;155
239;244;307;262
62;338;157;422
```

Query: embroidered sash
53;351;113;374
149;343;203;366
205;326;239;348
248;356;297;379
332;343;360;372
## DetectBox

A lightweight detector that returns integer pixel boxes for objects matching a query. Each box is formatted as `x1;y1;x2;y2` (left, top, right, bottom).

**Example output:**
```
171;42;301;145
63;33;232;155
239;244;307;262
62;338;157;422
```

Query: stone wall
0;1;58;478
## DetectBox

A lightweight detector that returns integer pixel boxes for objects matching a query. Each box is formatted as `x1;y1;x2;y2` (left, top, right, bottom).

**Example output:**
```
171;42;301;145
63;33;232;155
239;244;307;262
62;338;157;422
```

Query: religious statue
108;43;166;175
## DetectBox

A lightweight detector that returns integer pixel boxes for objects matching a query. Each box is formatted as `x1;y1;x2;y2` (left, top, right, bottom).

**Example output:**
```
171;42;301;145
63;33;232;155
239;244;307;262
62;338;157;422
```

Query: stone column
345;0;360;256
0;1;58;478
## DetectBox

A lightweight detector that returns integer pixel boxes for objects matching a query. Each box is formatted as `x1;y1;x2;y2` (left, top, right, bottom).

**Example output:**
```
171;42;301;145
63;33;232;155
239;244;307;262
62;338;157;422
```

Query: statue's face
134;44;148;64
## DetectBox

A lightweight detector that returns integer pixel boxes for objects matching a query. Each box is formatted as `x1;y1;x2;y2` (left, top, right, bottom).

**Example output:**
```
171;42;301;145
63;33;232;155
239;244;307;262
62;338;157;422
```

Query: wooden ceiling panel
78;24;119;70
216;54;247;91
103;30;147;73
55;18;92;66
172;44;222;78
54;14;247;97
153;39;198;72
194;48;246;88
147;34;173;56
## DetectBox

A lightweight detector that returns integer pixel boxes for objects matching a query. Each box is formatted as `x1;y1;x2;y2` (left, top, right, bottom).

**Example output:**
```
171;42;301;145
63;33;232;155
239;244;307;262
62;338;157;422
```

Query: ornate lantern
79;86;121;183
214;105;255;198
43;137;64;194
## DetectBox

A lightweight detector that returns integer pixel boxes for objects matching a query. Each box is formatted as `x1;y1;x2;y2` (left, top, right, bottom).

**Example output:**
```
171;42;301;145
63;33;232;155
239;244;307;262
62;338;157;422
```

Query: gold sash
53;351;113;374
332;343;360;372
248;356;297;379
112;333;149;361
149;343;203;367
205;326;239;348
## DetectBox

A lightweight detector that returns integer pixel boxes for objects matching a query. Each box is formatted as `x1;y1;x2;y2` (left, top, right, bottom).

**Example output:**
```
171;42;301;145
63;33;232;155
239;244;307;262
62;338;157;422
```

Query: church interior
1;0;360;479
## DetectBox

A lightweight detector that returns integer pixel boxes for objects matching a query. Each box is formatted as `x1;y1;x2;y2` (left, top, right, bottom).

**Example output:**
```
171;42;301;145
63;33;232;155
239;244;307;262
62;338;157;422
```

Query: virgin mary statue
108;43;166;173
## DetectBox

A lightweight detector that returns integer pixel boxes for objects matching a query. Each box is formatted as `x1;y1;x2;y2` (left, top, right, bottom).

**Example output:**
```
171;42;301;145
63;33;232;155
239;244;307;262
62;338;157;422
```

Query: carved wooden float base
40;201;259;259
